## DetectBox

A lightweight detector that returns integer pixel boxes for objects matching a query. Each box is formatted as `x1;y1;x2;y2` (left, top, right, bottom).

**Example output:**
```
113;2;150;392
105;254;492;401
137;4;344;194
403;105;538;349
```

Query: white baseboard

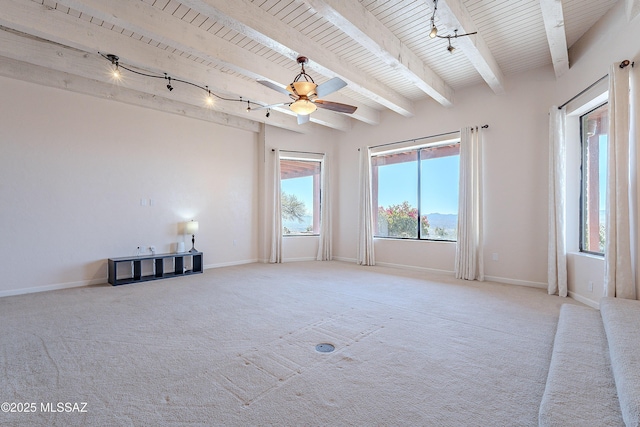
284;256;318;263
333;256;356;263
253;257;318;264
374;261;455;277
568;291;600;309
203;259;258;269
331;258;548;289
0;259;259;298
0;278;107;298
483;275;547;289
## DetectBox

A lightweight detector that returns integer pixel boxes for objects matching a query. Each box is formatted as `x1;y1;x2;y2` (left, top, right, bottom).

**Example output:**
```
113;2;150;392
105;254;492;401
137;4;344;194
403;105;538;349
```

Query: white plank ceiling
0;0;621;133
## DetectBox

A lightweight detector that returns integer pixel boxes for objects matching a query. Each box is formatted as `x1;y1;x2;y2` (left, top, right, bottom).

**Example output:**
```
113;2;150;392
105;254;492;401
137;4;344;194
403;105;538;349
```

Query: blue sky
378;156;460;215
281;176;313;215
281;155;461;216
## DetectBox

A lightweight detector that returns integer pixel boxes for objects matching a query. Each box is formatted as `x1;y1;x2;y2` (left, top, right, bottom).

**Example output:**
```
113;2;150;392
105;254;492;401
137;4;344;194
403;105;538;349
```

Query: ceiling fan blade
316;77;347;98
314;99;358;114
297;114;310;125
257;80;291;96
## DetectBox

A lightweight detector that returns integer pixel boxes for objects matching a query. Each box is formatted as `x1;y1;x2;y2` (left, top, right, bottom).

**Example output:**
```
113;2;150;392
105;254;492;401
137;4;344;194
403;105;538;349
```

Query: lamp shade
286;81;317;97
185;220;199;235
290;99;317;115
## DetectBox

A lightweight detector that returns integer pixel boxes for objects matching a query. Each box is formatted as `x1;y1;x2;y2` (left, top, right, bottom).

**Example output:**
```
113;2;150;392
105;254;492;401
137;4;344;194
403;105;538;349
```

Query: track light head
429;0;439;39
266;109;270;118
106;54;119;64
246;101;251;112
165;74;173;91
447;39;455;53
447;33;456;53
204;87;214;106
105;54;121;79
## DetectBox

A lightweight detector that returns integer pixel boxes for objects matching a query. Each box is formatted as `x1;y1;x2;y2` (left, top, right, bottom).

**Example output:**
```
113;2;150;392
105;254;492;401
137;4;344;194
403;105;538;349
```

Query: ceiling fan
257;56;357;124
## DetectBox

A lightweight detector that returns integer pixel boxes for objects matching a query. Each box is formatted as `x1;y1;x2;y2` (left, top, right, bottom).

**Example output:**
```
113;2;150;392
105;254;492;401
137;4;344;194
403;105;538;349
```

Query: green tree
378;201;429;238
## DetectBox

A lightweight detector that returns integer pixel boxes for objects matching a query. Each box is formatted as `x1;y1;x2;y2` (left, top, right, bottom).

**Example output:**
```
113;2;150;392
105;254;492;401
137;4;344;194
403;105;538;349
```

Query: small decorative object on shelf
108;252;203;286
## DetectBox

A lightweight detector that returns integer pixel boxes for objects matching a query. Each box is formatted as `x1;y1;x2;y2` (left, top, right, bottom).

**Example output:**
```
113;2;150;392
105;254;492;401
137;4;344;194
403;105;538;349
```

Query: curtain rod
558;59;634;110
558;74;607;109
271;149;324;155
363;125;489;151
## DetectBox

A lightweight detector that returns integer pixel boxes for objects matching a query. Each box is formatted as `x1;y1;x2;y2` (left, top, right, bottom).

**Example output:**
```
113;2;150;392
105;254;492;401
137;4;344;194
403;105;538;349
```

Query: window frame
371;138;460;242
279;155;323;237
578;102;608;256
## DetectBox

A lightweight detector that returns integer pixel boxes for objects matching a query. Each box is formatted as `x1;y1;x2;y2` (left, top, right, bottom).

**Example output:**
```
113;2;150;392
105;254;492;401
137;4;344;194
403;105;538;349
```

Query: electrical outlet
492;253;499;261
588;281;593;292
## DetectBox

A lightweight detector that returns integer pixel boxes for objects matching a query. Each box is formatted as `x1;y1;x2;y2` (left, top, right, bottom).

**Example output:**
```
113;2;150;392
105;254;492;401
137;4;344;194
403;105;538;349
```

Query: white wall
335;0;640;299
0;77;259;295
334;68;556;287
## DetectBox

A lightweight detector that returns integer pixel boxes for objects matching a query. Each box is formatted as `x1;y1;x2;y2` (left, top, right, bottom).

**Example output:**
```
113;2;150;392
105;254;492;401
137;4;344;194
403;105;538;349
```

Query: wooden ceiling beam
0;23;308;133
627;0;640;21
0;0;314;133
435;0;506;94
301;0;454;107
0;56;262;133
539;0;570;78
177;0;413;117
42;0;349;131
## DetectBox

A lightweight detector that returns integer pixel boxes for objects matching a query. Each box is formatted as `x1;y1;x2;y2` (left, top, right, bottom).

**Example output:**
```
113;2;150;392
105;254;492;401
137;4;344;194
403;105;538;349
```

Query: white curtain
455;126;484;281
604;62;636;299
317;154;332;261
548;107;568;297
269;149;283;263
357;147;375;265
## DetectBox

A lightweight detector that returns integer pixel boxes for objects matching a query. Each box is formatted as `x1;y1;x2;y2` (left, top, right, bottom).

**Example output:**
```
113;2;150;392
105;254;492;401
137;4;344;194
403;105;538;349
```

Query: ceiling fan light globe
290;99;317;115
292;81;317;97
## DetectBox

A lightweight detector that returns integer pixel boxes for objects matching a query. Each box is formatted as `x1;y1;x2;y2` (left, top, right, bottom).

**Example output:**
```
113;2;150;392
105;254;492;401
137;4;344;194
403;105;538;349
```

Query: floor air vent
315;343;335;353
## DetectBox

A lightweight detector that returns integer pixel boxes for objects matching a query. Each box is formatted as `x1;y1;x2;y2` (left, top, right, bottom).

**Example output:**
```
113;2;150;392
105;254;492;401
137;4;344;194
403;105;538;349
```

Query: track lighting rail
99;52;264;111
428;0;477;53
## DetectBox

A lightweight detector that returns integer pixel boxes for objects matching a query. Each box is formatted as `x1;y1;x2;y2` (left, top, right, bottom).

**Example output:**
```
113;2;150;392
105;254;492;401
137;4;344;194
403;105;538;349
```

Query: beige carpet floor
0;261;579;426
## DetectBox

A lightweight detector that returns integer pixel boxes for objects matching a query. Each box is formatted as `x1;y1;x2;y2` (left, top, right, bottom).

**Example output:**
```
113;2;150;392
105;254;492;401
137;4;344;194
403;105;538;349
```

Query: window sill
374;237;456;244
568;251;604;260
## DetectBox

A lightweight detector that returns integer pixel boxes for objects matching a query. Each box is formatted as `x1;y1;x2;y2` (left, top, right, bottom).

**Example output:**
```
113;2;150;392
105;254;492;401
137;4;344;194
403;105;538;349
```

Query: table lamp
185;220;199;253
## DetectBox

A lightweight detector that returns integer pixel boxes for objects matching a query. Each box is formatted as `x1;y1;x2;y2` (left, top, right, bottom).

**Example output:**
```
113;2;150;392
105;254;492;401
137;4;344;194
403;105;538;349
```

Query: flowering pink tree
378;201;429;238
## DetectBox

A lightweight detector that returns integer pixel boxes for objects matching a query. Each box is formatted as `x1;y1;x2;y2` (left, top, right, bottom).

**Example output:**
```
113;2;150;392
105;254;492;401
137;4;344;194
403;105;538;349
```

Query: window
372;142;460;241
280;158;321;236
580;103;608;254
